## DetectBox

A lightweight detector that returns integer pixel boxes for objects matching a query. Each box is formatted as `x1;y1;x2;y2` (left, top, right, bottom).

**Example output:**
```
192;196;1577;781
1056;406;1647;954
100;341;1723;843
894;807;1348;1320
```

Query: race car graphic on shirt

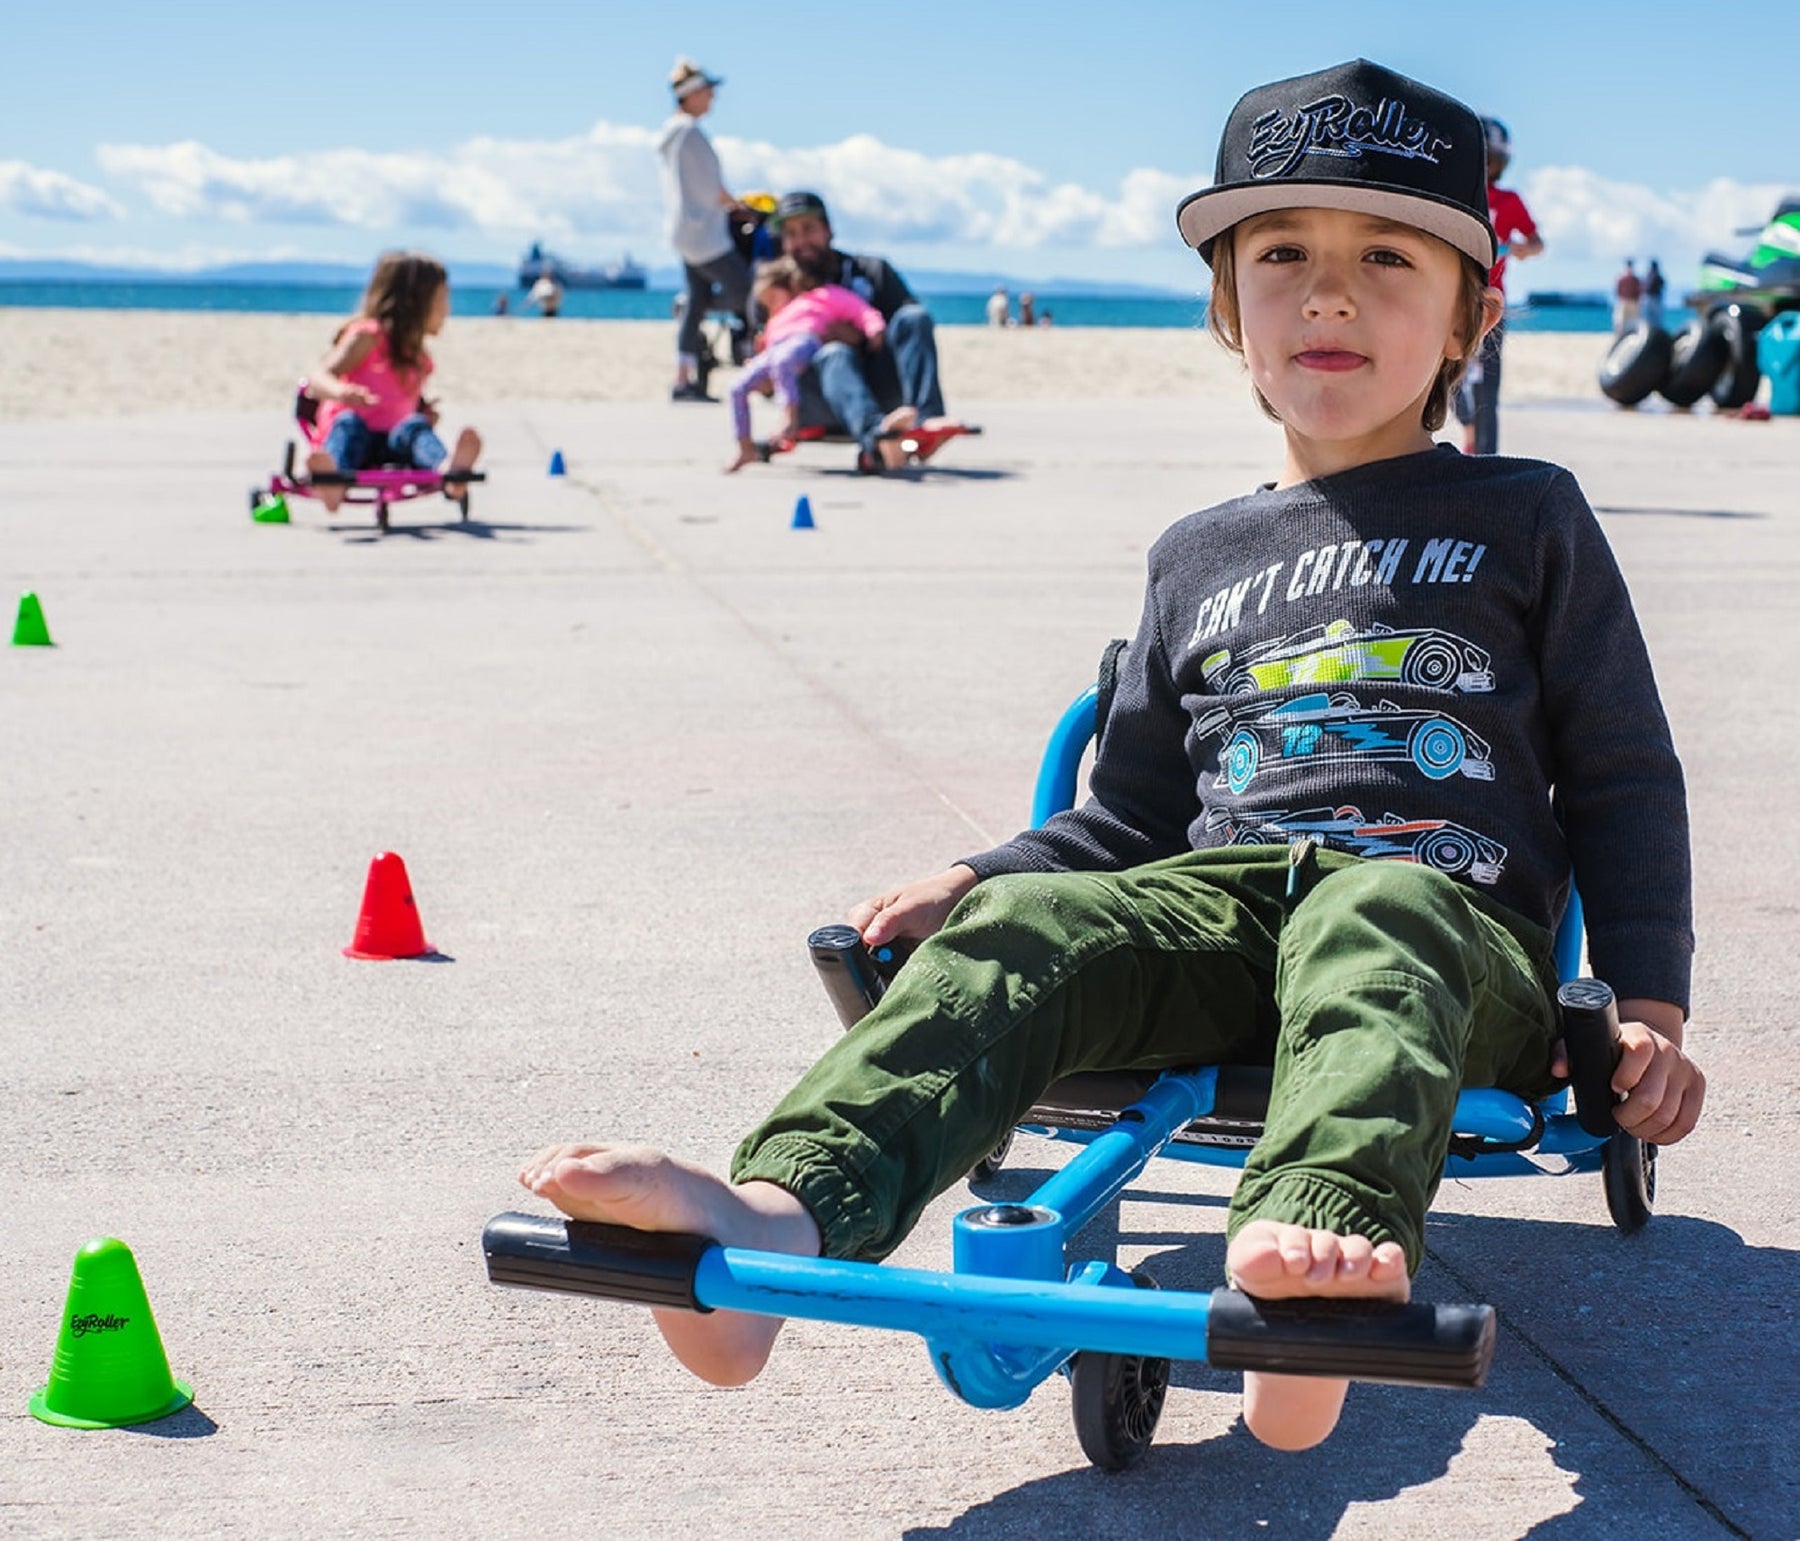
1200;619;1494;696
1196;692;1496;794
1205;806;1508;885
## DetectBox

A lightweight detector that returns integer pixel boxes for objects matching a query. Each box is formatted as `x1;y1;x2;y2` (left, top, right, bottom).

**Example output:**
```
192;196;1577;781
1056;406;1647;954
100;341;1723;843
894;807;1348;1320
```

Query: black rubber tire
1598;323;1674;405
458;492;471;523
377;501;390;533
1657;319;1730;408
248;487;262;516
1706;304;1764;409
969;1129;1014;1182
1070;1271;1169;1472
1602;1133;1656;1235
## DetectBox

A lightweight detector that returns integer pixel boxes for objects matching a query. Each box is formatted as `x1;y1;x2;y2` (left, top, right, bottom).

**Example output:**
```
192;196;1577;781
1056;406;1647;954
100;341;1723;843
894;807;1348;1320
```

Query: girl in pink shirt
305;251;482;511
725;257;918;472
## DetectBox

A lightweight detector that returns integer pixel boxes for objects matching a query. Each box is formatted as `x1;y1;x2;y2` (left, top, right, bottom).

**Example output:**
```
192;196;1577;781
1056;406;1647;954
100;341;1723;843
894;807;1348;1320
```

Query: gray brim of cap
1177;182;1496;270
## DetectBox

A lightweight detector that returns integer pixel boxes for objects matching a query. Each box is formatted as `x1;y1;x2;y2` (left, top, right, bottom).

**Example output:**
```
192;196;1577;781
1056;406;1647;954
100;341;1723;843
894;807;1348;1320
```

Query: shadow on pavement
126;1403;219;1440
948;1166;1786;1537
333;519;592;544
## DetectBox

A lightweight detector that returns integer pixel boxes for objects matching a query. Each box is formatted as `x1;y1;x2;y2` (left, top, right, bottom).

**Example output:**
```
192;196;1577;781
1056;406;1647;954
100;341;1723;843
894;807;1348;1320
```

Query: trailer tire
1706;304;1764;409
1657;319;1730;407
1598;323;1673;406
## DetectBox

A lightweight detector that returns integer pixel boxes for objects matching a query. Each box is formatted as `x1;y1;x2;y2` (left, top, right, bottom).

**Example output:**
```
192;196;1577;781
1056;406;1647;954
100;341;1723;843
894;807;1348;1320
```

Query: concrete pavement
1;393;1794;1538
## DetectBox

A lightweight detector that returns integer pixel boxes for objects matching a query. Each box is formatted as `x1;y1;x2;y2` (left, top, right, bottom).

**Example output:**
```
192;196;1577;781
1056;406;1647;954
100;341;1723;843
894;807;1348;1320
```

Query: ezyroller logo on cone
30;1238;194;1429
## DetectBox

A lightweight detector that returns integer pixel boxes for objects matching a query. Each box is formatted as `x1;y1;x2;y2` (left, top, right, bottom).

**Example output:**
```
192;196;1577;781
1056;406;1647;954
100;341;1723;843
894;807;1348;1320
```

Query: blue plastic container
1756;311;1800;415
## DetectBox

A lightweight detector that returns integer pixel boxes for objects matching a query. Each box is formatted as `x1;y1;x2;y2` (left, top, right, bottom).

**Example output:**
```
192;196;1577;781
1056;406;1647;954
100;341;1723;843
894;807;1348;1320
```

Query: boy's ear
1476;286;1506;343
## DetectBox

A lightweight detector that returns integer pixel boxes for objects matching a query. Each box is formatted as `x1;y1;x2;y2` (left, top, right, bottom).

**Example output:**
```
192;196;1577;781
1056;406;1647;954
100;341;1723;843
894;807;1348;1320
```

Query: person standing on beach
1451;116;1541;455
986;286;1010;327
1614;260;1642;335
658;57;752;403
1643;259;1666;329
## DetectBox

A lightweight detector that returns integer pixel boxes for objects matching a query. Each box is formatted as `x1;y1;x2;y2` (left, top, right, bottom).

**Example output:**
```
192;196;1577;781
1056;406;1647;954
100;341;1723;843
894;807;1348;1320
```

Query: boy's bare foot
724;437;760;474
876;437;912;471
519;1143;820;1387
444;428;481;495
1226;1220;1409;1451
305;450;345;513
877;405;918;436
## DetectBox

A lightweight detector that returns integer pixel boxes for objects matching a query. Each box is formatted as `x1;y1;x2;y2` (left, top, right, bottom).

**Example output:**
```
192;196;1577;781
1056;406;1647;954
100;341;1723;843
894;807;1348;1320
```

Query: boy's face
1231;207;1471;466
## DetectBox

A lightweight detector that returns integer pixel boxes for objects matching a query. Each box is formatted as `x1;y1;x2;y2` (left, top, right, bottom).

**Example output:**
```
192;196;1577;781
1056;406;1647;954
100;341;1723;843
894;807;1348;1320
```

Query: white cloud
0;161;122;221
1522;166;1790;270
96;123;1208;254
72;125;1795;284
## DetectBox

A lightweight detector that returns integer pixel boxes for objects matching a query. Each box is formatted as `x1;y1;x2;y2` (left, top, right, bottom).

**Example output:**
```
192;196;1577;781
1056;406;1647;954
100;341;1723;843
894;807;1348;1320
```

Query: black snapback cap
1177;59;1496;270
770;190;830;230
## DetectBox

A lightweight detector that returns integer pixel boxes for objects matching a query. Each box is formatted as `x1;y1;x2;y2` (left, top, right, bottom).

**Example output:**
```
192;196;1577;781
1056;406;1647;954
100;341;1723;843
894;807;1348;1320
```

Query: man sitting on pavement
771;190;963;472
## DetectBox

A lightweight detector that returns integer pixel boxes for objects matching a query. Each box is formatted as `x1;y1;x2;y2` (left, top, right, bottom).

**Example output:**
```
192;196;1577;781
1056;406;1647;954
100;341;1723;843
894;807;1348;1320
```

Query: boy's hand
851;864;979;948
1550;1017;1705;1144
1609;1021;1705;1144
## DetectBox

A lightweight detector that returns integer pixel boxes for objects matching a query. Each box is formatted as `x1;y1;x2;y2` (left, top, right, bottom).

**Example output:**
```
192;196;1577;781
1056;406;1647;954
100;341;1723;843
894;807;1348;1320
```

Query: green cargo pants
732;846;1562;1271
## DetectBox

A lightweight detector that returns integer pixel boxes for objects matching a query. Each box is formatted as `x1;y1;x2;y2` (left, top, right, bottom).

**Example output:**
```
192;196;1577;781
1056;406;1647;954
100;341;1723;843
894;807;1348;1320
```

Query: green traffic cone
29;1238;194;1429
12;590;53;647
251;493;290;524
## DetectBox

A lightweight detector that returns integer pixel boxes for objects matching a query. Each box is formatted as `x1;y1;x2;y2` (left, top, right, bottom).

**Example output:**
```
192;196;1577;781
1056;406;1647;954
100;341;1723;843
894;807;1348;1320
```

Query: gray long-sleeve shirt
965;447;1694;1010
657;113;731;267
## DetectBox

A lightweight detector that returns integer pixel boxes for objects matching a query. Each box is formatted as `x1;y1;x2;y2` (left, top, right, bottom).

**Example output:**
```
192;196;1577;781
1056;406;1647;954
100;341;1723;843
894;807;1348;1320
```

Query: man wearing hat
658;57;752;402
772;191;959;471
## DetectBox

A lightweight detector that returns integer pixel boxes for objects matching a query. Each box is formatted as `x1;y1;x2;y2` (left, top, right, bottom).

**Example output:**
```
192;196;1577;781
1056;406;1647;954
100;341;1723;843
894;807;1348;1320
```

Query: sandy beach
0;309;1615;421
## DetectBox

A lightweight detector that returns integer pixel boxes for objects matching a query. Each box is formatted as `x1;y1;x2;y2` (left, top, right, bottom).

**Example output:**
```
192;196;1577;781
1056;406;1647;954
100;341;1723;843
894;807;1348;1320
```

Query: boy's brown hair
353;251;448;370
1205;232;1491;433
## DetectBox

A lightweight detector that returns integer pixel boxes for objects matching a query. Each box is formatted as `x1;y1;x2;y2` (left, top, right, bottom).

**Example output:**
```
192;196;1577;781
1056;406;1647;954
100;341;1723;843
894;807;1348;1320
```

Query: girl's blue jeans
731;847;1561;1272
323;411;447;471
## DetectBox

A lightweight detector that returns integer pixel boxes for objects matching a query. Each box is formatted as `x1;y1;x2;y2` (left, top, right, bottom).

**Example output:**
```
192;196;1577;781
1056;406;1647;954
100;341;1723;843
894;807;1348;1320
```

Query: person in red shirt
1453;117;1544;454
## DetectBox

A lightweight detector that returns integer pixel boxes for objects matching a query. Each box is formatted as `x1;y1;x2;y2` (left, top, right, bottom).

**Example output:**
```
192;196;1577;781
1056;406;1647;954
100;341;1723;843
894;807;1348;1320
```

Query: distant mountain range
0;255;1191;300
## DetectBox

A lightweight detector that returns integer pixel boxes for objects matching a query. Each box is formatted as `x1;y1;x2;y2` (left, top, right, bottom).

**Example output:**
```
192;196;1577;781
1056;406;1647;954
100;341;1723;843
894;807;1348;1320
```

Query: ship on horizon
517;243;648;291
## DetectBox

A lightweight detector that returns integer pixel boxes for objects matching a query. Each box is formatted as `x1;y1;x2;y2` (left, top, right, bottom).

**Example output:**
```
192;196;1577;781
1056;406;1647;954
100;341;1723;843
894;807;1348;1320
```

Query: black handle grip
483;1212;713;1312
1558;978;1623;1138
808;924;888;1029
1206;1289;1496;1388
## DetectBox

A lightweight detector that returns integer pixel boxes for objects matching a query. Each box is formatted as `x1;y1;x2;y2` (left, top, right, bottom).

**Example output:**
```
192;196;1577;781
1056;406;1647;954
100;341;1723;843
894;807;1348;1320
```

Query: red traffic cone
343;852;433;960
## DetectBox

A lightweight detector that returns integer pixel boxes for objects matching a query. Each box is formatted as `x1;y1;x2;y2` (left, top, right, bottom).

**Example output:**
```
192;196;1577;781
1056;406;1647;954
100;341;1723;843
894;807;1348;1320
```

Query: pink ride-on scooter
250;382;484;533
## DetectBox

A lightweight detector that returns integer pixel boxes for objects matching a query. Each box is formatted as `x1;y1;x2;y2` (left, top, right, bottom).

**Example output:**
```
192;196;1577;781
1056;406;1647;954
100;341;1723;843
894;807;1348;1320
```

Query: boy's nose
1303;263;1357;319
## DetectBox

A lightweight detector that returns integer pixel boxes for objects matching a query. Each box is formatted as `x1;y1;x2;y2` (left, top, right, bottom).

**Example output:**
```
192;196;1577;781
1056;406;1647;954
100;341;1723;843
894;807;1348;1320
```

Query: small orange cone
344;852;433;960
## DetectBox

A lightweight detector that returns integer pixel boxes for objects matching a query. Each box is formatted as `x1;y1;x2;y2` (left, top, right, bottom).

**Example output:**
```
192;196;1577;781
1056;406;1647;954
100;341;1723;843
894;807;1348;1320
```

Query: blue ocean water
0;280;1616;332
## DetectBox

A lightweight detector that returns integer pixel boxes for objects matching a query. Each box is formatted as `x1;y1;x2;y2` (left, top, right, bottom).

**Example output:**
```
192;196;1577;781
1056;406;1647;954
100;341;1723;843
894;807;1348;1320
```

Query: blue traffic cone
547;450;566;477
791;494;815;530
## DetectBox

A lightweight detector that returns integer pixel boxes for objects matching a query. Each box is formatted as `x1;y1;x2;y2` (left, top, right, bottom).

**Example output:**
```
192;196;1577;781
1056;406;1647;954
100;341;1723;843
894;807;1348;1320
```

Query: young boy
519;60;1704;1452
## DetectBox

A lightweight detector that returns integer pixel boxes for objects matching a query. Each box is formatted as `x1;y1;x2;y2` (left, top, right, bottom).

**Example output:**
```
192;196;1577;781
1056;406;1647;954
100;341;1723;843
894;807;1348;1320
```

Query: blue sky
4;0;1797;294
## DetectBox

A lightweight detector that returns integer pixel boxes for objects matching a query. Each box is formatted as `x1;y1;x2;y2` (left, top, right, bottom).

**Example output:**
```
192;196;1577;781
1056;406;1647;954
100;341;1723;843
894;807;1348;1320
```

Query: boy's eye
1366;248;1412;268
1256;244;1304;263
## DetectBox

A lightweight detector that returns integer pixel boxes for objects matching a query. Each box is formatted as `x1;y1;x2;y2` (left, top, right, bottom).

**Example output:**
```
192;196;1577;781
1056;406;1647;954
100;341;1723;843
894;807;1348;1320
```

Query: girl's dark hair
1205;231;1491;433
355;251;448;369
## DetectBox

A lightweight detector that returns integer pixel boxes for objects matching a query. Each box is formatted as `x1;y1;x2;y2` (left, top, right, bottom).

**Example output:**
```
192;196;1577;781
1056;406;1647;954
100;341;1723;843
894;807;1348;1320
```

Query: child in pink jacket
725;257;917;472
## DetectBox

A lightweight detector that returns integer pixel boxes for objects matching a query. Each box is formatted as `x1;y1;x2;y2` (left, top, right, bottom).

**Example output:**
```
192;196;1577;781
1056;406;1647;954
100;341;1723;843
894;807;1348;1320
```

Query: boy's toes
1369;1241;1408;1281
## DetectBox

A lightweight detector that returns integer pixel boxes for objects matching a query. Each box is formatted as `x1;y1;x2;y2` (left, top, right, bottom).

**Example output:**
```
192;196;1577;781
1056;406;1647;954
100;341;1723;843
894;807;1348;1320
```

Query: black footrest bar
1205;1290;1496;1388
